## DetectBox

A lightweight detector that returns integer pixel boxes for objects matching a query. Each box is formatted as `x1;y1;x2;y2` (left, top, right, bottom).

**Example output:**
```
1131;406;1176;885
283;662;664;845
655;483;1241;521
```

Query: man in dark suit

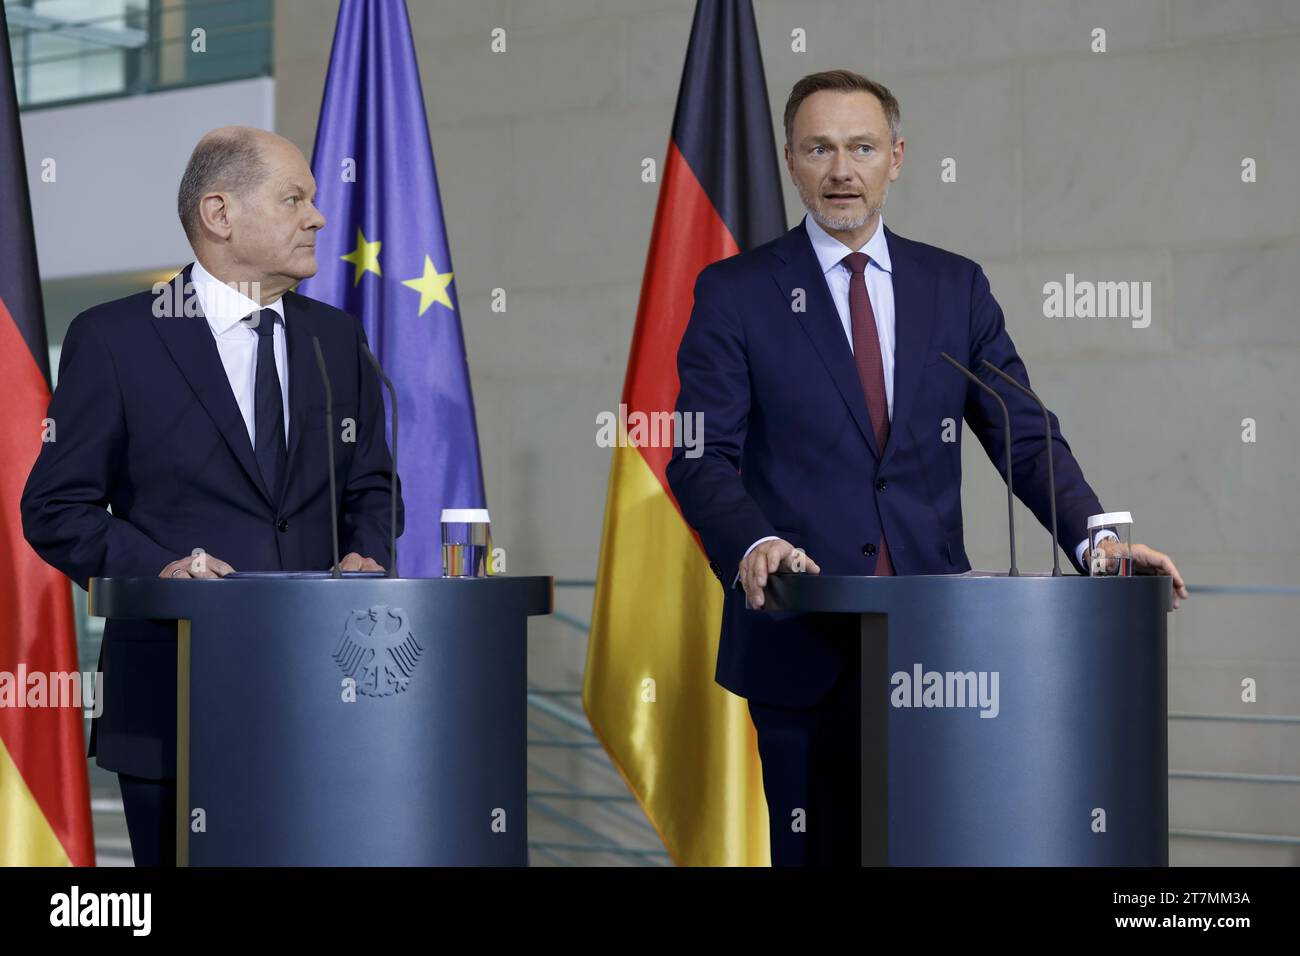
21;126;403;866
665;71;1187;866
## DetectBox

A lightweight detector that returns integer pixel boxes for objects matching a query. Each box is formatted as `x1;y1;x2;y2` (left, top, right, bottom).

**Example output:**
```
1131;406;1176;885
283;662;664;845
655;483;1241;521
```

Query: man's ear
198;192;232;240
889;138;906;182
783;142;794;177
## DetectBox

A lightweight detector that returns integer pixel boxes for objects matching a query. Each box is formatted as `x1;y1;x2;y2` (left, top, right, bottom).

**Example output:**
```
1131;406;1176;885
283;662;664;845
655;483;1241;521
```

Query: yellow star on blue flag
294;0;485;581
340;227;382;286
401;255;454;316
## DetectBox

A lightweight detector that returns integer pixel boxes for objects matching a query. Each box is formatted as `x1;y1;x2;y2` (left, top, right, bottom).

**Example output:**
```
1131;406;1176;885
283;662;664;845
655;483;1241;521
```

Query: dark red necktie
842;252;894;575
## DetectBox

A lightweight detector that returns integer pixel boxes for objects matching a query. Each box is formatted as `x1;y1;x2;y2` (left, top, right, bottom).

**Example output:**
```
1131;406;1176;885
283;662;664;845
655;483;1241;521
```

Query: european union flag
299;0;485;578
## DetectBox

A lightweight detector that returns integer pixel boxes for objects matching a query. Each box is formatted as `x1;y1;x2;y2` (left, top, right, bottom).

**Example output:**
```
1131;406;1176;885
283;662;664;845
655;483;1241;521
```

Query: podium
764;571;1172;866
89;574;553;866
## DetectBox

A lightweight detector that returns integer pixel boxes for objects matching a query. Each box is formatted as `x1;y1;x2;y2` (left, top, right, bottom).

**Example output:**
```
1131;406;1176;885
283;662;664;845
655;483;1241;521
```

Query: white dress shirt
739;214;1103;580
189;258;290;450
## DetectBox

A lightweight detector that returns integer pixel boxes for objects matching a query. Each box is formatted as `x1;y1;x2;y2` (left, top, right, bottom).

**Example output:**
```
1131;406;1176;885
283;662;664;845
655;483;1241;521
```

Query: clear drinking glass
1086;511;1134;577
441;508;490;577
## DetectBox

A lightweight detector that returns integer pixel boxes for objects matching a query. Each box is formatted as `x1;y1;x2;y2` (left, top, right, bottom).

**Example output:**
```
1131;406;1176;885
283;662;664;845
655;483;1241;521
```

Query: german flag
583;0;786;865
0;3;95;867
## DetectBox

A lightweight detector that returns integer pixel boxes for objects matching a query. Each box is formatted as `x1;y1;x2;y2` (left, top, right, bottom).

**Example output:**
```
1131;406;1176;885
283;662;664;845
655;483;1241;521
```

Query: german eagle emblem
333;605;423;697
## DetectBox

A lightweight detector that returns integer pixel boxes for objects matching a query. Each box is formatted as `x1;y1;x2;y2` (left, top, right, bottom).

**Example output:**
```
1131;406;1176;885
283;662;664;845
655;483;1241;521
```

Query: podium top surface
764;570;1173;614
88;574;554;621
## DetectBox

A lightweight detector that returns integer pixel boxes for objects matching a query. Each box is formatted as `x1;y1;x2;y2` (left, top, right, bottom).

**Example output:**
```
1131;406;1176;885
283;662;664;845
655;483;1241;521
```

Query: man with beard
665;70;1186;866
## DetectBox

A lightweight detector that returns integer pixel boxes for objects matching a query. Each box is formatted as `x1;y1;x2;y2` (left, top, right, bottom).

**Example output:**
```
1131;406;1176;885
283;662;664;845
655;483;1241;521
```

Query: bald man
22;126;404;866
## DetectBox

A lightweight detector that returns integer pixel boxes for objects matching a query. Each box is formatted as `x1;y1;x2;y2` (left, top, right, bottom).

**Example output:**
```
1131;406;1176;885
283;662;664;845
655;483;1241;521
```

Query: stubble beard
796;178;884;233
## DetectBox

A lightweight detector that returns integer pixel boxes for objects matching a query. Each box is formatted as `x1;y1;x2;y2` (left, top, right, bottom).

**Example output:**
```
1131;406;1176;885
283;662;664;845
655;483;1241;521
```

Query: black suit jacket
21;264;404;778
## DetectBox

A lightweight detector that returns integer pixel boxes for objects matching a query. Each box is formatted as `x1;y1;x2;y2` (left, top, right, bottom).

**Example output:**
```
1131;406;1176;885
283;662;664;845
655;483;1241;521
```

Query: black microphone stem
940;353;1018;577
361;343;399;579
980;360;1061;577
312;338;342;579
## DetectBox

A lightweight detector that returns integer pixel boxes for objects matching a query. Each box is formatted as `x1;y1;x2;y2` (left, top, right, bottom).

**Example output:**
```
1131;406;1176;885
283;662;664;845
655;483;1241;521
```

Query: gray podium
89;574;553;866
764;571;1173;866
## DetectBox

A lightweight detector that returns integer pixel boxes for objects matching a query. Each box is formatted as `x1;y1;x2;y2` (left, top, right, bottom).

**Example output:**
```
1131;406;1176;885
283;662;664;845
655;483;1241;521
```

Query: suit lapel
771;221;881;459
879;226;939;474
150;265;274;506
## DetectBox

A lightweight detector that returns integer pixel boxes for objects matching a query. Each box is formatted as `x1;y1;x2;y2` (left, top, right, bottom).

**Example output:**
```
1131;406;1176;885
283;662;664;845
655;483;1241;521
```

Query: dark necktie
842;252;894;576
245;309;287;500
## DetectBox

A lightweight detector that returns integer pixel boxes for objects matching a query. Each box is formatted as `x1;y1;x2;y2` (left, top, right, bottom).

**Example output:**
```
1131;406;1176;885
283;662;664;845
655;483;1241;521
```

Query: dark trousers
117;774;177;867
748;661;861;866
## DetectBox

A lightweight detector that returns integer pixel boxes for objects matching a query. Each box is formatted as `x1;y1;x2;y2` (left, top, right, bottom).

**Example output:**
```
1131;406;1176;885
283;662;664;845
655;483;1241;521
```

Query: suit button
863;543;876;556
876;479;887;492
277;519;289;532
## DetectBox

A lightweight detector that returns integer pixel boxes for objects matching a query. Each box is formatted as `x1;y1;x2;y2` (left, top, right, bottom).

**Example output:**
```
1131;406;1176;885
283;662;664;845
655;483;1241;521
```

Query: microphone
311;337;342;579
359;343;399;579
940;353;1018;577
980;360;1061;577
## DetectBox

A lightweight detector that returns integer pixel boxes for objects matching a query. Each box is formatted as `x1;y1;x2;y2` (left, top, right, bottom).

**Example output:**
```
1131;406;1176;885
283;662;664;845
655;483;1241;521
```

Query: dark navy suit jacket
666;221;1103;709
21;265;403;779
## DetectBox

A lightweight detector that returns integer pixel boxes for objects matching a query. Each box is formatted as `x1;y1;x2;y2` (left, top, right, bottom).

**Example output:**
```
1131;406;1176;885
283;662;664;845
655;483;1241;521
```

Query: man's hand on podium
739;538;820;610
158;552;384;575
160;553;235;579
1089;538;1190;609
339;552;385;572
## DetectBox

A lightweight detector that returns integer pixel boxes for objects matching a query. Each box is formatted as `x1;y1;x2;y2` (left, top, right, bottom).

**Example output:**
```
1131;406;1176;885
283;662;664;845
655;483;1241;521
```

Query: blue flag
299;0;485;578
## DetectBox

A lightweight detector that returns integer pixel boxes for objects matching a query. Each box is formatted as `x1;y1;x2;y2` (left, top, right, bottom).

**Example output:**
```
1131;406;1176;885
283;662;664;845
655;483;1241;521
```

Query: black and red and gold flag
584;0;785;865
0;2;95;867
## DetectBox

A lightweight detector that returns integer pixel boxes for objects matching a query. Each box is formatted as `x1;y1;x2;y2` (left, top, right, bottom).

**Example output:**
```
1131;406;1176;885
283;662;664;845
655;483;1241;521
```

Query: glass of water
441;508;490;577
1086;511;1134;576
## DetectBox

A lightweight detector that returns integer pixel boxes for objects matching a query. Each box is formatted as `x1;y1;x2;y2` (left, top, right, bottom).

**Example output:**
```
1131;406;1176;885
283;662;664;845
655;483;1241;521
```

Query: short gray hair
177;130;270;243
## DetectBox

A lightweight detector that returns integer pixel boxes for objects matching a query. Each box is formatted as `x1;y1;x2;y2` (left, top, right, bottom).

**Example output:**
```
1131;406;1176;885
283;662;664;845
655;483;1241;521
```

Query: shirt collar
803;211;892;277
189;258;286;335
